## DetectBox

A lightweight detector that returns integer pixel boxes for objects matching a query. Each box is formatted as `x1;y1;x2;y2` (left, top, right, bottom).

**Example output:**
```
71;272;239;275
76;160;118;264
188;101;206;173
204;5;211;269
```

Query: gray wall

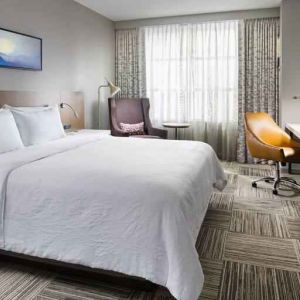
115;8;280;29
280;0;300;126
0;0;115;129
0;1;282;129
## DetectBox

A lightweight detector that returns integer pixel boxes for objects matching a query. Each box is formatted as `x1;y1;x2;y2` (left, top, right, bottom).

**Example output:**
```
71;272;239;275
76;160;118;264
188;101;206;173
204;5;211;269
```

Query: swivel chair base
251;162;300;195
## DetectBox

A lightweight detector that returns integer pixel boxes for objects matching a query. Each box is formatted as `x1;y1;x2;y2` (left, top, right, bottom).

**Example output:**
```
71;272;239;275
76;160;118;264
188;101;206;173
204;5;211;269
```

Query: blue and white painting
0;28;42;70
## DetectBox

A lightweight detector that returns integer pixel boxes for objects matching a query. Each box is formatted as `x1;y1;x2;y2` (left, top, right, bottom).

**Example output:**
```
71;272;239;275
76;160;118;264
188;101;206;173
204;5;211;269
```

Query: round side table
162;122;191;140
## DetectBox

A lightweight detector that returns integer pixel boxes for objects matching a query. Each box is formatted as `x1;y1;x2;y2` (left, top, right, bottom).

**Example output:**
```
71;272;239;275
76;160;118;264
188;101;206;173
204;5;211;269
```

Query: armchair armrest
111;129;130;137
141;98;168;139
148;127;168;139
246;130;285;161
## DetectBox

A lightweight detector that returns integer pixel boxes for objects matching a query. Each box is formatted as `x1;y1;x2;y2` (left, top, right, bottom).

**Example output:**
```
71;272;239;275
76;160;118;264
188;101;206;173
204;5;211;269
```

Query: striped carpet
1;163;300;299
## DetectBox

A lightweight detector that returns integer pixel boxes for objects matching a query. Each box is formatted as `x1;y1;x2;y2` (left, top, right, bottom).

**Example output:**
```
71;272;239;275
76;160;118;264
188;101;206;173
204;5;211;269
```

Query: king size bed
0;92;226;300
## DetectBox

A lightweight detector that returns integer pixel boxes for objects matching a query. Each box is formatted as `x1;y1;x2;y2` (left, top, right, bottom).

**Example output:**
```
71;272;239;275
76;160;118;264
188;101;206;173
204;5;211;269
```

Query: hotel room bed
0;131;226;300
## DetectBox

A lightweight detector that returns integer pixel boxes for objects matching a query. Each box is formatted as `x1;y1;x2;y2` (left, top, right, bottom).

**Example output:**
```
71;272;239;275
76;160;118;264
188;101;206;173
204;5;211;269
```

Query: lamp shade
107;80;121;97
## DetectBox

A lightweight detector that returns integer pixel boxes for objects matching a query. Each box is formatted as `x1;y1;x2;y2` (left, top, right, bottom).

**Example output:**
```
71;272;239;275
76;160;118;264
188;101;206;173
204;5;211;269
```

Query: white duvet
0;131;226;300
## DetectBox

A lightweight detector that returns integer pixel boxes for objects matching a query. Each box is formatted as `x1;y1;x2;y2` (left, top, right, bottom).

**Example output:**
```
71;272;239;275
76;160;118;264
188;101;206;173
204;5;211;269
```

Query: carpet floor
1;163;300;300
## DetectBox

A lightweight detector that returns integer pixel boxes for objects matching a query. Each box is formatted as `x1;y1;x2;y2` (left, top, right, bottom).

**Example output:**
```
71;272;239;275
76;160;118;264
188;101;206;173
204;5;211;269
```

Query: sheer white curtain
143;21;239;160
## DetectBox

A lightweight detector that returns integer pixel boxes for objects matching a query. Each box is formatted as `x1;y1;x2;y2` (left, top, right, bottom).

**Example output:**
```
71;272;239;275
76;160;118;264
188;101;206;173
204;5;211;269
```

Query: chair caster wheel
252;182;257;188
273;189;278;195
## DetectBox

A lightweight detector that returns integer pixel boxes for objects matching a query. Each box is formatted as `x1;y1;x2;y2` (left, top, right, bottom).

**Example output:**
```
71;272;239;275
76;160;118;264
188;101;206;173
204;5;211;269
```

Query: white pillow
4;105;66;146
3;105;49;111
0;109;24;154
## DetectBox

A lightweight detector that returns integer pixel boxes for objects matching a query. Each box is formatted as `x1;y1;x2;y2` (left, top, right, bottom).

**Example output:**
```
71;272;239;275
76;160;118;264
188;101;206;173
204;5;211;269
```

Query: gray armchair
108;97;167;139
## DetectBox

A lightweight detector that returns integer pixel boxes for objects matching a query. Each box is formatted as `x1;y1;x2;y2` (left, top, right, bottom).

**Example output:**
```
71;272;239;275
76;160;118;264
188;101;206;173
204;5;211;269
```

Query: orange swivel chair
244;112;300;195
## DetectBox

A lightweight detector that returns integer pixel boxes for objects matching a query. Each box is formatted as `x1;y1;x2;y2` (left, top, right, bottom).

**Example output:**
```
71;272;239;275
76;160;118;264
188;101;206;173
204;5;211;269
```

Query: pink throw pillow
120;122;145;135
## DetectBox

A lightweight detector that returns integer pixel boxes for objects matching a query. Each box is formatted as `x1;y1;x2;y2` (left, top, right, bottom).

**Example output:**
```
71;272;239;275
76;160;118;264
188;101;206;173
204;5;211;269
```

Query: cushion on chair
120;122;145;136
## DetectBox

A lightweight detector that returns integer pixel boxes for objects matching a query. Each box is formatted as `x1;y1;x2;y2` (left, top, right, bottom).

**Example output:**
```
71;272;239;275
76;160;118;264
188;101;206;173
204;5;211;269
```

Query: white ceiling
74;0;281;21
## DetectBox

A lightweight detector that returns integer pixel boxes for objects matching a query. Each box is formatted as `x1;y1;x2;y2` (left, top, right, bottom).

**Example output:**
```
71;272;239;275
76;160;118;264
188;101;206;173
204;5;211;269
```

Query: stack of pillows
0;105;66;154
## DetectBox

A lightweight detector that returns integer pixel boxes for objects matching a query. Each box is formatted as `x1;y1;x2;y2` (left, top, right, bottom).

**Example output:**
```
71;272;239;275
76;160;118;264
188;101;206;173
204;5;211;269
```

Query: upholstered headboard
0;91;85;130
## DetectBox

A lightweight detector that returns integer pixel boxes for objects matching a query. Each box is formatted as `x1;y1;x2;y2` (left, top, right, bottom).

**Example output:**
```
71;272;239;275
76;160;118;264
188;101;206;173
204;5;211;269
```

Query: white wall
115;8;280;29
0;0;115;129
280;0;300;126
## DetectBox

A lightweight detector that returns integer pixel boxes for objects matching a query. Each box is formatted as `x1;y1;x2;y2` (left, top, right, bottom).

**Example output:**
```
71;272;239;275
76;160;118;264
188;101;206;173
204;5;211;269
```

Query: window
144;21;238;125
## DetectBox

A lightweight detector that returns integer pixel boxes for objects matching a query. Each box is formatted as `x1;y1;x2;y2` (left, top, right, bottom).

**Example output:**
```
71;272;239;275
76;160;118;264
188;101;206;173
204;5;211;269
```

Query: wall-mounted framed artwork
0;27;42;71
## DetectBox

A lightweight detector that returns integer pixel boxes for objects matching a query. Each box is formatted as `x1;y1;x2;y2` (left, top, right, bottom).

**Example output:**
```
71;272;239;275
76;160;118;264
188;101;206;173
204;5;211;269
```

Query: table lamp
60;102;79;130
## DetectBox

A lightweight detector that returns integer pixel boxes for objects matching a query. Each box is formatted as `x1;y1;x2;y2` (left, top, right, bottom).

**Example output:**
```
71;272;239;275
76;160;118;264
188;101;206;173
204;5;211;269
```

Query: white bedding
0;131;226;300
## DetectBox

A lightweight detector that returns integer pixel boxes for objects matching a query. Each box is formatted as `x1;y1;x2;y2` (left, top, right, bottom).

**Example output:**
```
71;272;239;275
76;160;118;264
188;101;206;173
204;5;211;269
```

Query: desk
285;123;300;173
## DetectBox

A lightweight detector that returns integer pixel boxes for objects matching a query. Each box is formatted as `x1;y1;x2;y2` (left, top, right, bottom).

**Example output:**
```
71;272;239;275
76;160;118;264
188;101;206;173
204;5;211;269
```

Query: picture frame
0;27;42;71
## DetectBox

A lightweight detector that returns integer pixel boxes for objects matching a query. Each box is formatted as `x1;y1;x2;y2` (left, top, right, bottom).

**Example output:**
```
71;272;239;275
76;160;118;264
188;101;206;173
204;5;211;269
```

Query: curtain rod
115;16;279;31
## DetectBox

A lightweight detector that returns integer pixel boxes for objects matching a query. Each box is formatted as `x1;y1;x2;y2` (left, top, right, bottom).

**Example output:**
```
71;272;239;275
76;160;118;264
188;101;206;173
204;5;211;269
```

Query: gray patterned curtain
115;29;146;98
237;18;280;163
